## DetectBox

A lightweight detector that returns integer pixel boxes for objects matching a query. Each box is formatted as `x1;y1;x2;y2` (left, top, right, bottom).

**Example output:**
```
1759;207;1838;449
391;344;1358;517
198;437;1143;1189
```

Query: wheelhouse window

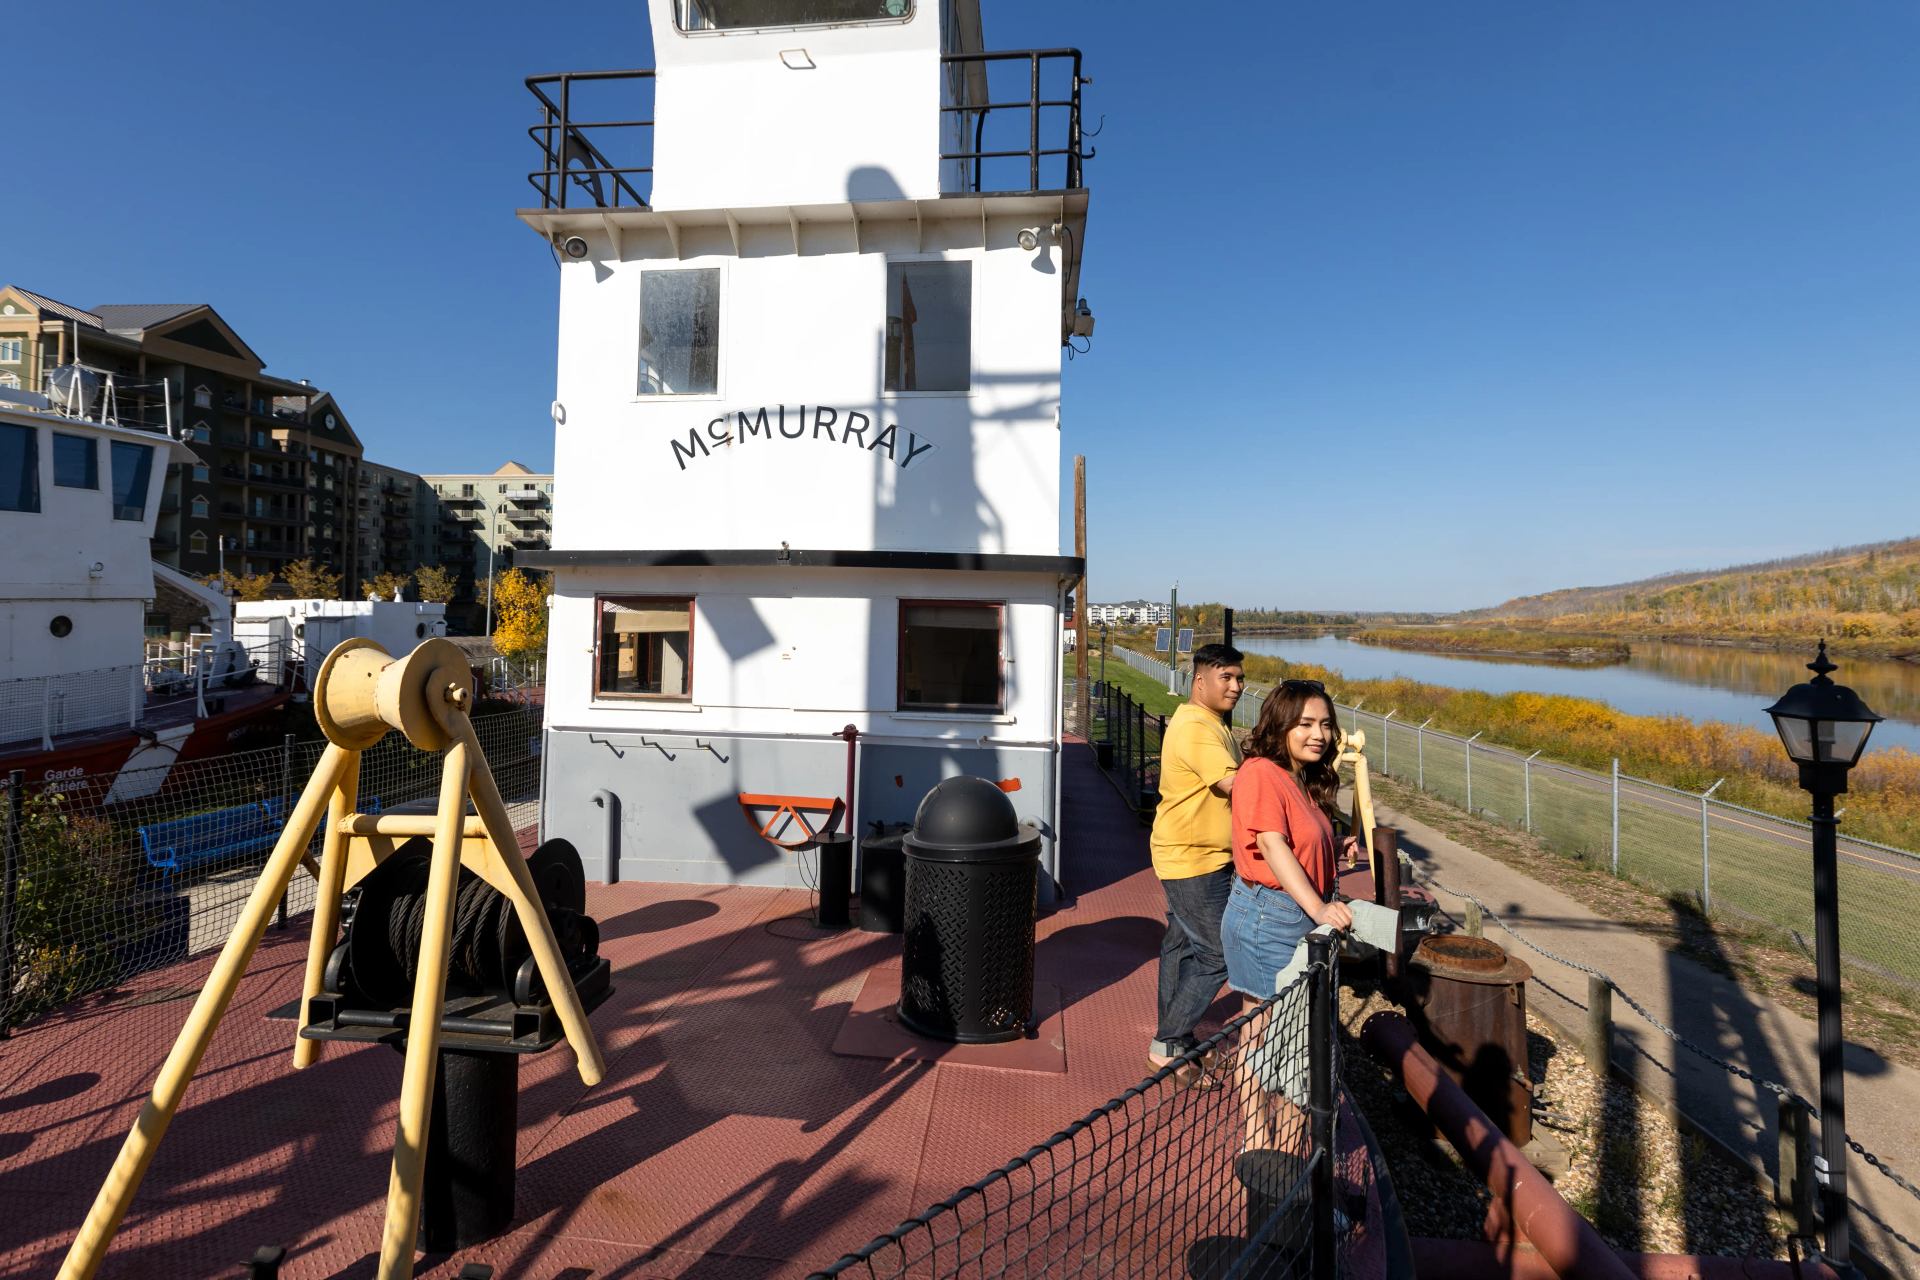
0;424;40;513
53;433;98;489
884;261;970;392
898;601;1003;712
676;0;909;32
595;597;694;700
638;269;720;395
110;440;155;521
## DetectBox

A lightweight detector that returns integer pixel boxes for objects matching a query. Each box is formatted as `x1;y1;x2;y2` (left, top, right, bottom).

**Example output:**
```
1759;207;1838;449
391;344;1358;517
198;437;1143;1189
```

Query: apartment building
1086;600;1173;626
419;461;555;603
0;286;374;591
354;458;437;591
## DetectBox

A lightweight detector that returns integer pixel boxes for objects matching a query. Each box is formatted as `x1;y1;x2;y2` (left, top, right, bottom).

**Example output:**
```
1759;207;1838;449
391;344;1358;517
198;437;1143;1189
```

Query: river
1232;634;1920;754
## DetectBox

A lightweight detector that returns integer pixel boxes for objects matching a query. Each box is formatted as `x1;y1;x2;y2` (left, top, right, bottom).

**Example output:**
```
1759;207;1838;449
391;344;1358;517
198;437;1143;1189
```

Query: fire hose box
896;777;1041;1044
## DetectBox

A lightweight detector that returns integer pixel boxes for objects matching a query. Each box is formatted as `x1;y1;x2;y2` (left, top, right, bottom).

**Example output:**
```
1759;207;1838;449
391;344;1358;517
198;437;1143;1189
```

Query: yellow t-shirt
1149;701;1243;879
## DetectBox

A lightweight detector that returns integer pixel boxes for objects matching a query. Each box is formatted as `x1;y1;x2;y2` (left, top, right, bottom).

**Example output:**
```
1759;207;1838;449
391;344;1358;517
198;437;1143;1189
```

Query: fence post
1417;717;1431;791
1465;732;1482;814
1381;710;1395;776
276;734;295;930
1700;778;1725;914
1306;932;1336;1280
1611;758;1620;876
1776;1092;1817;1238
1;769;22;1039
1523;749;1542;833
40;679;54;752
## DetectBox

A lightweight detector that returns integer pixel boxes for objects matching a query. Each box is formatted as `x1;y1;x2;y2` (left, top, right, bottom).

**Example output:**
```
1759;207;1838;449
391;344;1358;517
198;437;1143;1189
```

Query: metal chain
1415;871;1920;1209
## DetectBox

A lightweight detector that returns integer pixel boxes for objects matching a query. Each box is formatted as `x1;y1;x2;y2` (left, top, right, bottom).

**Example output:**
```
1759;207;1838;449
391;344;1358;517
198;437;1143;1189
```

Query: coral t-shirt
1230;758;1337;898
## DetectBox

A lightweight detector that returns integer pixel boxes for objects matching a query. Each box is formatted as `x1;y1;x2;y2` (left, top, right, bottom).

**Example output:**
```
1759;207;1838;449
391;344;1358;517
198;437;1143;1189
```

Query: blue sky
8;3;1917;610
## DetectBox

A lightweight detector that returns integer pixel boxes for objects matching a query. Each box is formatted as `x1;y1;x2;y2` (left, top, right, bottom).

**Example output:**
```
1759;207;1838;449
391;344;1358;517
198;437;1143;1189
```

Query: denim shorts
1221;877;1318;998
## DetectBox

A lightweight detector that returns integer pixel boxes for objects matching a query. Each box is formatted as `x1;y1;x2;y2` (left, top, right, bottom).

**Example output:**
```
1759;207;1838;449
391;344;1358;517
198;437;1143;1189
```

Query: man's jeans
1151;866;1233;1059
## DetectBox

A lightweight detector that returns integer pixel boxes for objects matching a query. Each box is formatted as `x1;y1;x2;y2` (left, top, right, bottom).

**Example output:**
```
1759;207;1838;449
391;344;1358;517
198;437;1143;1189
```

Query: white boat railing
3;638;299;754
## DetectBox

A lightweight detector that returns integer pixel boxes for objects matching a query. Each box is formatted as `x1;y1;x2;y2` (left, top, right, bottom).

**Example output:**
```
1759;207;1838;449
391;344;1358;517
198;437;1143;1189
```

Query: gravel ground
1339;976;1791;1259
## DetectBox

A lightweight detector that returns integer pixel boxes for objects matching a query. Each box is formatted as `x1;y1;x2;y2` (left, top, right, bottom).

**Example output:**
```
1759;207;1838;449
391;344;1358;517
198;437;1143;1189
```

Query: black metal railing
523;49;1087;211
525;69;656;211
940;48;1086;195
1092;679;1166;815
811;942;1358;1279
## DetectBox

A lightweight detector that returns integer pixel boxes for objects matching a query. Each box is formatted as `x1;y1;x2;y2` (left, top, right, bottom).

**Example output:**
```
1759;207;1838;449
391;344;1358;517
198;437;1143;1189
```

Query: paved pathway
1376;799;1920;1278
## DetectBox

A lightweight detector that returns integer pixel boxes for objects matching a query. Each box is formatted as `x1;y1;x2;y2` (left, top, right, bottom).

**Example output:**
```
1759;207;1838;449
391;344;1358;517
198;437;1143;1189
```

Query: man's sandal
1149;1055;1222;1091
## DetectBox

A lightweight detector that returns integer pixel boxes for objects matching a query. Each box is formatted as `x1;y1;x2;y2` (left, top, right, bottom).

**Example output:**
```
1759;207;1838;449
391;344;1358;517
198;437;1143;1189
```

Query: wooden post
1374;826;1402;982
1587;973;1613;1077
1073;455;1089;740
1776;1092;1817;1238
1465;900;1483;938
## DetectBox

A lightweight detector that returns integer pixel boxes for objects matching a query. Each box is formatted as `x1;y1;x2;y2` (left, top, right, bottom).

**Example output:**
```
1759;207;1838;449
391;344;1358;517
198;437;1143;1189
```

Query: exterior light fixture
1016;228;1041;252
560;236;590;260
1765;639;1881;1274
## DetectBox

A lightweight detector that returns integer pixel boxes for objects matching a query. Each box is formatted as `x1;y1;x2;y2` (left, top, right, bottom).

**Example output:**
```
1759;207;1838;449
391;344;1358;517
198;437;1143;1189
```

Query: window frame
52;432;98;490
0;423;41;514
896;598;1006;714
592;595;697;703
0;338;21;364
189;531;209;555
673;0;913;36
882;258;974;396
635;266;723;399
109;440;155;522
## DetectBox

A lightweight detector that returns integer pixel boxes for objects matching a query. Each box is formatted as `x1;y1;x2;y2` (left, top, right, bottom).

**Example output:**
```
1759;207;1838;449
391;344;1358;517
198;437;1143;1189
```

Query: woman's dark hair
1244;680;1342;821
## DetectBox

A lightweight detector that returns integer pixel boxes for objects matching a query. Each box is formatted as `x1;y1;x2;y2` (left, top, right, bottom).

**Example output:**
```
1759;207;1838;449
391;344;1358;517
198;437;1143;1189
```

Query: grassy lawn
1087;650;1186;717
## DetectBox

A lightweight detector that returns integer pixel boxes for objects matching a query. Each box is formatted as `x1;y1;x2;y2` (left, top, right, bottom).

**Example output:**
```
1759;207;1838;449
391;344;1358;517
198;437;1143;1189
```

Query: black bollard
421;1050;519;1251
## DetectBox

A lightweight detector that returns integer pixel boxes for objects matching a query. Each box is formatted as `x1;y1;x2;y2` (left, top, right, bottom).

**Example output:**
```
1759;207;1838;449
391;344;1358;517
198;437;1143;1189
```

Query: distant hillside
1459;537;1920;653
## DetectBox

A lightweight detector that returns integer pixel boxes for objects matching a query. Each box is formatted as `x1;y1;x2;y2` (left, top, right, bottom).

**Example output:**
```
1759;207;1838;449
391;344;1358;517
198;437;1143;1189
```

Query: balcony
442;492;484;507
509;533;549;549
524;50;1087;210
504;487;545;504
247;470;305;492
247;507;301;525
505;509;549;528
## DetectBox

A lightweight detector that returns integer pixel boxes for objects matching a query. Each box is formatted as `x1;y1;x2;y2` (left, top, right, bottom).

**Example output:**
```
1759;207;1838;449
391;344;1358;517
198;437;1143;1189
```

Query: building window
193;385;212;409
0;373;18;389
595;597;693;700
110;440;155;521
898;600;1004;712
189;531;208;554
0;424;40;513
638;268;720;395
884;261;971;392
190;494;210;518
191;422;211;443
676;0;909;32
0;338;20;364
53;433;98;489
192;463;209;482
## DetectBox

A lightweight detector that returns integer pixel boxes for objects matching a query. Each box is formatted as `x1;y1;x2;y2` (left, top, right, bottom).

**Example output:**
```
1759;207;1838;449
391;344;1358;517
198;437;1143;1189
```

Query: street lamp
1765;639;1882;1272
482;503;507;638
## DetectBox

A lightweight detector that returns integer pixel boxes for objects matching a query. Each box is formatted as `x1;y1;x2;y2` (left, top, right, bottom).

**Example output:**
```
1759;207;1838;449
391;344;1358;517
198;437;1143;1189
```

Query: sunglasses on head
1280;678;1326;693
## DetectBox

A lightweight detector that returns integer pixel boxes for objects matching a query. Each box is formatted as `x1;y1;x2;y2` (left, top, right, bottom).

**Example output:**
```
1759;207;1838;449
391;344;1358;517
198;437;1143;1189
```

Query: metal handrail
522;49;1088;210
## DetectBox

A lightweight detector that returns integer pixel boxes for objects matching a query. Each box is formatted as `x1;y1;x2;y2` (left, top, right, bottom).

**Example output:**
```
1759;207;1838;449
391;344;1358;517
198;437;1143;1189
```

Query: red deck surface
0;747;1237;1279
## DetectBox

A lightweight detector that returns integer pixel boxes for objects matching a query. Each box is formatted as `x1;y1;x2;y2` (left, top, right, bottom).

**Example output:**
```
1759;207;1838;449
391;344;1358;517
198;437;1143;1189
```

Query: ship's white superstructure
521;0;1092;893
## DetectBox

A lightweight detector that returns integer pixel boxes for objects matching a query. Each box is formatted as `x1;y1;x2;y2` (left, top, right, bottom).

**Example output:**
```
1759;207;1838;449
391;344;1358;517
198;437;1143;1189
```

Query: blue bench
139;795;380;876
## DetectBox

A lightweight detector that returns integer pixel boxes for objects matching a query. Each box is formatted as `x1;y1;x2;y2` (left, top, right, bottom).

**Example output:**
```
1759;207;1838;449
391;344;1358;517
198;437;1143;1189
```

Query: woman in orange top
1221;680;1357;1001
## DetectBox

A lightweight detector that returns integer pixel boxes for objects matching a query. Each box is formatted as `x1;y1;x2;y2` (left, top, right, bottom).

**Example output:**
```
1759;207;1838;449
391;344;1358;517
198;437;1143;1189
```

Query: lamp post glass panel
1764;640;1882;1270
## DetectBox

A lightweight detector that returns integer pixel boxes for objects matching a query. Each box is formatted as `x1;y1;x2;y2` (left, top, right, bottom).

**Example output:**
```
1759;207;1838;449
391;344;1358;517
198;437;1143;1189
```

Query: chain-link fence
813;945;1385;1280
1105;646;1920;993
0;706;543;1036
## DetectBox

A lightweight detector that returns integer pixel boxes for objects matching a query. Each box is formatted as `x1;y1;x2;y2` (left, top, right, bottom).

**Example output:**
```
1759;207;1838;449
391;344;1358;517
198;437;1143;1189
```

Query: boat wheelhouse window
675;0;909;32
884;261;970;392
53;433;98;490
898;600;1003;712
595;597;694;700
110;440;155;521
0;424;40;513
638;269;720;396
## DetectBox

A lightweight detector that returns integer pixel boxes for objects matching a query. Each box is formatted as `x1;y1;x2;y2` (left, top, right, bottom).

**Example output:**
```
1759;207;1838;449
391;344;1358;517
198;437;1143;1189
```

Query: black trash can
896;777;1041;1044
858;823;909;934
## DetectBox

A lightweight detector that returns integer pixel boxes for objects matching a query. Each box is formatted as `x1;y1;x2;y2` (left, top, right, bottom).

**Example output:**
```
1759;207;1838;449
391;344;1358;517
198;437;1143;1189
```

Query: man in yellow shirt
1148;643;1246;1076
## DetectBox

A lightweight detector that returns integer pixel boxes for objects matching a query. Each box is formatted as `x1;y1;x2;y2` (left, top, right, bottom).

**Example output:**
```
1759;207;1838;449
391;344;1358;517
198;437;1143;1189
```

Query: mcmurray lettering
670;405;938;472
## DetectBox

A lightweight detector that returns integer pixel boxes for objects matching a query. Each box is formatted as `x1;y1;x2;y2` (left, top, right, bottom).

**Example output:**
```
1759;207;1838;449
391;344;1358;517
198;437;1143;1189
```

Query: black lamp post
1765;640;1882;1271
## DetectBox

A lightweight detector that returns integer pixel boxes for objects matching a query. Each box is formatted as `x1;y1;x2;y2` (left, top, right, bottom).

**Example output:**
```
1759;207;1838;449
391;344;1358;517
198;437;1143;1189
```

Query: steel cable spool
342;838;592;1010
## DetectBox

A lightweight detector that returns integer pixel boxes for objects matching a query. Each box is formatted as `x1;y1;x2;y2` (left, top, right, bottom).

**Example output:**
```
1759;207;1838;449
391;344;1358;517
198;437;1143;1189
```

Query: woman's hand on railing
1312;899;1354;932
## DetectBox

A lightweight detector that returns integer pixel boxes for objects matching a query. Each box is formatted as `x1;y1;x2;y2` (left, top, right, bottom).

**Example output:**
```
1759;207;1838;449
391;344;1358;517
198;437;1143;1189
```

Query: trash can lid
904;776;1038;862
